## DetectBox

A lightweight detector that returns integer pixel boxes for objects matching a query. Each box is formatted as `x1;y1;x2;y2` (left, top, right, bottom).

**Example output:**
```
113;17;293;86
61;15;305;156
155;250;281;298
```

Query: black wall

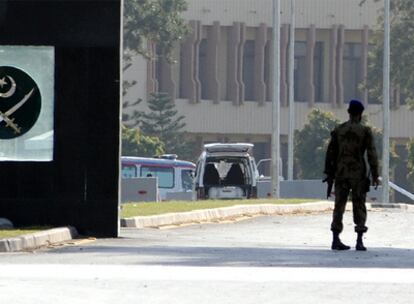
0;0;121;237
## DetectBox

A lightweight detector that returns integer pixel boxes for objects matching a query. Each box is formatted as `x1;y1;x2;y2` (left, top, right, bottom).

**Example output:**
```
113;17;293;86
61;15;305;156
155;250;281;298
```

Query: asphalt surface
1;208;414;303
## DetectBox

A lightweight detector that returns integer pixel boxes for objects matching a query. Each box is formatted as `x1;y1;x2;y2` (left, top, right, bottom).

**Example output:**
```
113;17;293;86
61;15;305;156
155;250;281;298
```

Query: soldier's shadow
59;244;414;269
135;246;414;268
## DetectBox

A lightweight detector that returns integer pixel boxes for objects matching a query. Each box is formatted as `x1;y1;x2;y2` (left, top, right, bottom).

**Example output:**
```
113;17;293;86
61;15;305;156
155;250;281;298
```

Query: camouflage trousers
330;178;368;233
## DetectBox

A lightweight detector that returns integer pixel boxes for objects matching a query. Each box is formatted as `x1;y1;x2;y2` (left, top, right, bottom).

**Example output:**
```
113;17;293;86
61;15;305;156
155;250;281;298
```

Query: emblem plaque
0;66;41;139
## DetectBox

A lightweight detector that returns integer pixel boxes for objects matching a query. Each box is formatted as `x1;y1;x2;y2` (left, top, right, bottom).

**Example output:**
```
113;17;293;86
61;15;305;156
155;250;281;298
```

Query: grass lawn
0;227;50;239
121;198;318;218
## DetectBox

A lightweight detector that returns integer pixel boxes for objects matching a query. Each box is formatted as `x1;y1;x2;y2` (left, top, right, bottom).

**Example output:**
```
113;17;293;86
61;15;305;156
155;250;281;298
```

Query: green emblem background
0;66;41;139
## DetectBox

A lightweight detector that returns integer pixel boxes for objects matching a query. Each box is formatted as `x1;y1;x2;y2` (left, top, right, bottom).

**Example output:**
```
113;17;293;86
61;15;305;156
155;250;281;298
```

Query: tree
407;139;414;187
123;0;190;123
140;92;195;160
123;0;189;64
295;109;340;179
361;0;414;108
360;0;412;193
121;124;165;157
295;109;397;179
360;116;399;172
122;84;143;126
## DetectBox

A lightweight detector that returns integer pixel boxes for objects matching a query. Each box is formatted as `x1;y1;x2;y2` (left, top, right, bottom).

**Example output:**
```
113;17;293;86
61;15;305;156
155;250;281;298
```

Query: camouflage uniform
324;118;379;234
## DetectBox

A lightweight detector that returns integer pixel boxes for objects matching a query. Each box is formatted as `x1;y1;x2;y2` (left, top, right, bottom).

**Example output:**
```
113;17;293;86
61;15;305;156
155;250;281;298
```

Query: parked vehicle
121;155;195;200
194;143;259;199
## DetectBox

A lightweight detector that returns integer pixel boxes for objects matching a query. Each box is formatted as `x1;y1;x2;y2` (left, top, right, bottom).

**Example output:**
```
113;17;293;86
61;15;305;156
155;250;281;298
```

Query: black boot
331;232;350;250
356;232;367;251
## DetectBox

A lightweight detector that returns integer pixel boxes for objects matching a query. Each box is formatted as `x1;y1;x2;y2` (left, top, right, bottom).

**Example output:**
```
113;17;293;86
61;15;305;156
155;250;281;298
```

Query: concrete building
124;0;413;194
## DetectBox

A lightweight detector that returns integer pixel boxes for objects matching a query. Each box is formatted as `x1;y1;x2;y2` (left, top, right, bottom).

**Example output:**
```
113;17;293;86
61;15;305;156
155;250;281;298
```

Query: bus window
122;164;137;178
141;166;174;188
181;169;193;191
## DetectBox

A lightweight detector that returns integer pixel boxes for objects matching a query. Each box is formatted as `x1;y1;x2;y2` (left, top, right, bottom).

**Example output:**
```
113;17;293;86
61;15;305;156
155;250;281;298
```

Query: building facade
124;0;413;191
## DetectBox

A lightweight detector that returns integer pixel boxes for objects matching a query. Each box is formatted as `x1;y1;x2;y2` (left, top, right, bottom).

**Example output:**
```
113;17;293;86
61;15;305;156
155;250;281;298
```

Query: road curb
368;202;414;210
0;226;78;253
121;201;414;229
121;201;334;228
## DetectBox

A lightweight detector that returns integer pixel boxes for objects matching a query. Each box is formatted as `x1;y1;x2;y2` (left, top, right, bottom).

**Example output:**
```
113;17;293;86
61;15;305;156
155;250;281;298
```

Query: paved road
1;208;414;303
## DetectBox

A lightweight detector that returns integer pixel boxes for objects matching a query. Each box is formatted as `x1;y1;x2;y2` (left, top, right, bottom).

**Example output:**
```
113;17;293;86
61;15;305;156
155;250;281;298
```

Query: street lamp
287;0;295;181
271;0;281;198
382;0;390;204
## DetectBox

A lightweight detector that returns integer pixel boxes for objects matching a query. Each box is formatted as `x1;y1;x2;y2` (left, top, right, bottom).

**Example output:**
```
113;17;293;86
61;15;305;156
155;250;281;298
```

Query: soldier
324;99;379;251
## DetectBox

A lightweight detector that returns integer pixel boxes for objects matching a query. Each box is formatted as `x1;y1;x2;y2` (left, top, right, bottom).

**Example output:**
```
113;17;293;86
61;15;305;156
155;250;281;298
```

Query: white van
121;155;195;200
194;143;259;199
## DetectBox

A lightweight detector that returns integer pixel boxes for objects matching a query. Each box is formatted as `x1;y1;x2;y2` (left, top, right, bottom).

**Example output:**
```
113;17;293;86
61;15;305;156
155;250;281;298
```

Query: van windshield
181;169;193;191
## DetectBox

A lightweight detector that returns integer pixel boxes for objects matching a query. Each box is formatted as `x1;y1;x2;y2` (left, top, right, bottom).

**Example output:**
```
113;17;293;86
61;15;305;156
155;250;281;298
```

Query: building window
294;41;307;102
179;45;186;98
264;41;318;103
343;43;362;103
243;40;255;101
367;44;380;104
264;40;271;101
314;42;324;102
198;39;208;100
155;46;166;94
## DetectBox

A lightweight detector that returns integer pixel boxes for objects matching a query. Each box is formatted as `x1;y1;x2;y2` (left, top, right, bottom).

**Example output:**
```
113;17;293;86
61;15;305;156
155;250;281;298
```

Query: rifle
322;176;334;199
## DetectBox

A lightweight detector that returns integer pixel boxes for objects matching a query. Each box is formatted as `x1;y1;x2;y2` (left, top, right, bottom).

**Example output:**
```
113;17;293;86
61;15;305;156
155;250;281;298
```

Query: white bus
121;155;195;200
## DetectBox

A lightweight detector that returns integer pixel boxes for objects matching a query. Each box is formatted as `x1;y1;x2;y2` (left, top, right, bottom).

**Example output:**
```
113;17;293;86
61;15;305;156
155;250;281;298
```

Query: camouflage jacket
324;119;379;181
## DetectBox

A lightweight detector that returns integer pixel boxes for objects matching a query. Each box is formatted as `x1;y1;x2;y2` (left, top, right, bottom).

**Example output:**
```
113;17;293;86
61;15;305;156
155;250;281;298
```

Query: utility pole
382;0;390;204
271;0;281;198
287;0;295;181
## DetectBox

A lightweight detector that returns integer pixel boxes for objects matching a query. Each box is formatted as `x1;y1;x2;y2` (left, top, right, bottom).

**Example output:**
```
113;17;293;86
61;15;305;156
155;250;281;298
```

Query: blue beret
348;99;365;114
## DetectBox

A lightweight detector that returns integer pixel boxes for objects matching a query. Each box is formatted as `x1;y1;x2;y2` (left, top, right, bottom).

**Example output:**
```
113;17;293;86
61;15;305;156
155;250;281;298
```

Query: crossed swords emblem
0;75;34;134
